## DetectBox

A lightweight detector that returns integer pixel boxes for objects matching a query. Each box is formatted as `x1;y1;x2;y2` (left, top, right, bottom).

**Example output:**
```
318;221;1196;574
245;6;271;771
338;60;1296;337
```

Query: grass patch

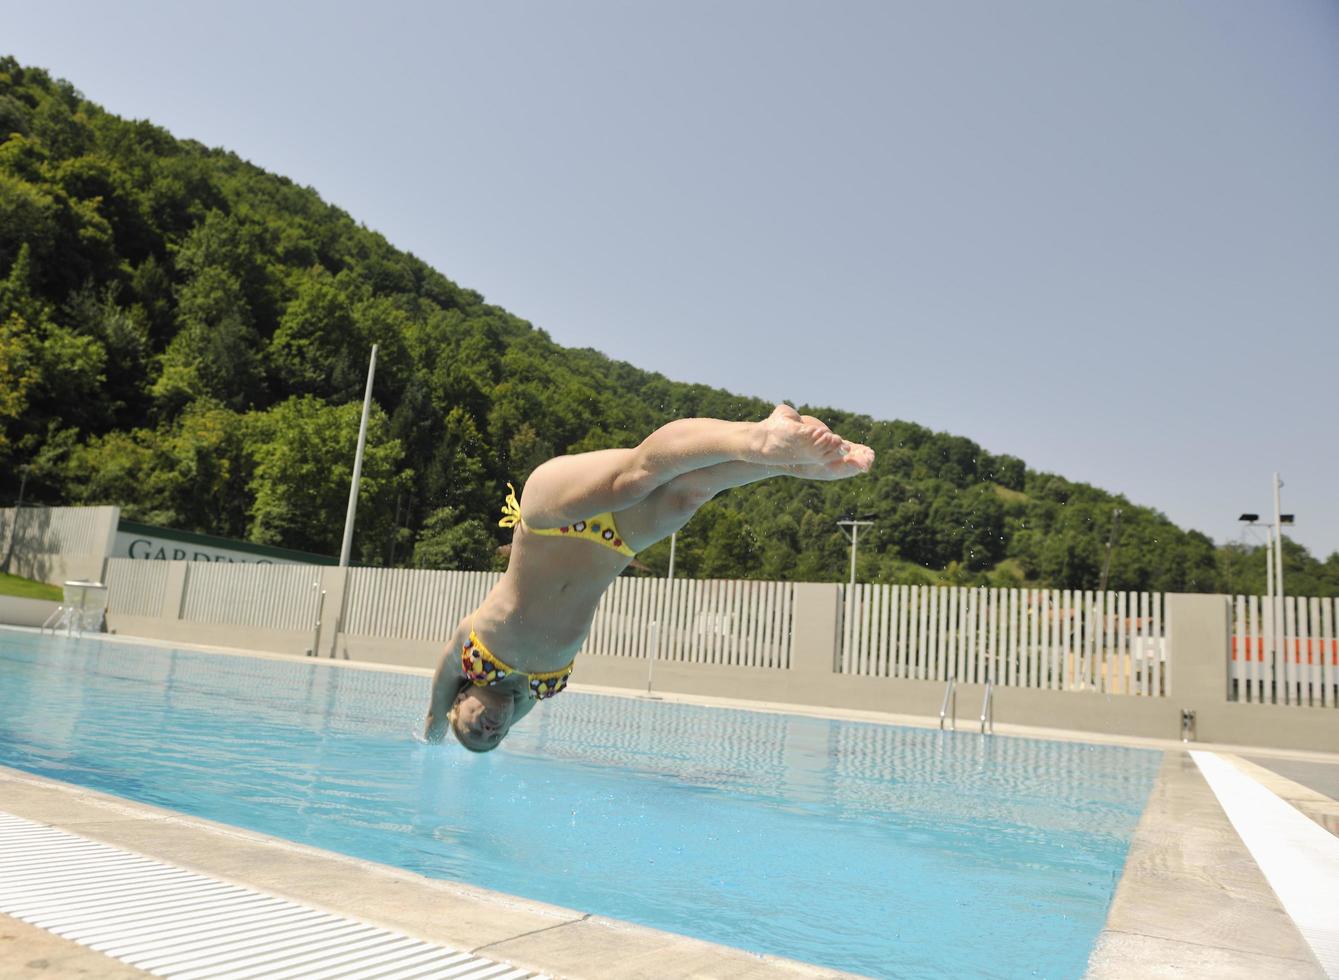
0;571;63;602
991;483;1031;505
986;558;1027;586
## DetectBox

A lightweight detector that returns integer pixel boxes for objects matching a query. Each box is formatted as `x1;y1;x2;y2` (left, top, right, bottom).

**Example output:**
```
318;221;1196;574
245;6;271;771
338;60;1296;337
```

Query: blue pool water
0;631;1160;979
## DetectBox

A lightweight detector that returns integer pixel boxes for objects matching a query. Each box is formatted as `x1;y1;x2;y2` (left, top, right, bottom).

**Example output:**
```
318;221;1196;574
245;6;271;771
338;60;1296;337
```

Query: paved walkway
1246;755;1339;802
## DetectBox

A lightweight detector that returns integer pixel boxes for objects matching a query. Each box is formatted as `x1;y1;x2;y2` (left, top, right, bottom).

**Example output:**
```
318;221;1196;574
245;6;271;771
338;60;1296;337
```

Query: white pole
836;519;873;666
1272;473;1285;605
849;523;859;591
1272;473;1285;662
1265;526;1275;612
645;531;676;696
339;345;378;567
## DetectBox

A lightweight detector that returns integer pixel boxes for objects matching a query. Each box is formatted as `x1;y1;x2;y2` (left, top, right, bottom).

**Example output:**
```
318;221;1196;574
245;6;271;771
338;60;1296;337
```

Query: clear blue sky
6;1;1338;558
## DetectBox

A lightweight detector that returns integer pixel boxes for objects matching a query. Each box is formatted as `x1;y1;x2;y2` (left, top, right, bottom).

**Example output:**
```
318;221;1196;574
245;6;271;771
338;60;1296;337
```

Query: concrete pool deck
0;766;856;979
2;629;1337;978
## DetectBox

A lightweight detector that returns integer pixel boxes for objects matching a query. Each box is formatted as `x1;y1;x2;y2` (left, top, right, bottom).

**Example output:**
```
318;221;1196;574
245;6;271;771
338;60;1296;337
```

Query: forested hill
2;58;1336;593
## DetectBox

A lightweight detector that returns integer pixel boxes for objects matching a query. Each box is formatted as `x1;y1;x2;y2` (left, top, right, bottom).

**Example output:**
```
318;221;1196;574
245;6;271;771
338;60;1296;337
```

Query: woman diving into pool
424;405;875;751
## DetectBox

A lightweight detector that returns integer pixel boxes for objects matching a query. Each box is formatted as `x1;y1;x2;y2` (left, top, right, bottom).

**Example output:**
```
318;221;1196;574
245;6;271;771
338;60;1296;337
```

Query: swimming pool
0;631;1159;979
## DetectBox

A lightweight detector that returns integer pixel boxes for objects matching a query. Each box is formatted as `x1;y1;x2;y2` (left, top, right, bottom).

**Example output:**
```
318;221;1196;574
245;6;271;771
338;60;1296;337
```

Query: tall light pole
837;515;876;591
837;514;875;660
1239;504;1296;685
339;344;378;567
1272;473;1285;629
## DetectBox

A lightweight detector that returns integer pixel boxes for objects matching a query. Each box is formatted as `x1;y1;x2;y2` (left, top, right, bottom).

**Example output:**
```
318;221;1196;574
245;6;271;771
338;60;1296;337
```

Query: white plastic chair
41;580;109;635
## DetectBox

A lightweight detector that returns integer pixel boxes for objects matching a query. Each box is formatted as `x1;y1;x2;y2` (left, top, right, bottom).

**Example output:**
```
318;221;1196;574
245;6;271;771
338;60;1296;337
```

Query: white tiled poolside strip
0;811;543;980
1191;751;1339;976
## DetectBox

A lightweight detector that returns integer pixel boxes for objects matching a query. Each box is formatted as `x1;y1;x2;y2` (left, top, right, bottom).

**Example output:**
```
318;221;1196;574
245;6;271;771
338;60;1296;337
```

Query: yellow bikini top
499;483;636;557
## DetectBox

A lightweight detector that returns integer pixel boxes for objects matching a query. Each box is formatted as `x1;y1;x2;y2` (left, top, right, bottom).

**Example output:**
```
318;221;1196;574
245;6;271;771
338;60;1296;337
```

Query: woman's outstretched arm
425;622;470;742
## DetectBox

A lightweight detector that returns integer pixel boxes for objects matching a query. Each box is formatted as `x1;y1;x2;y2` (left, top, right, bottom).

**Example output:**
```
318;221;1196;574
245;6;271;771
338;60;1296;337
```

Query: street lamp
837;514;875;660
836;514;877;592
1238;513;1276;610
1239;482;1298;679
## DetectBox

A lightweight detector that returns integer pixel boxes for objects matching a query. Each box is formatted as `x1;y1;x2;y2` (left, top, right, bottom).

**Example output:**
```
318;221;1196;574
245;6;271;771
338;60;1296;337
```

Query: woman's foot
754;404;846;464
782;441;875;480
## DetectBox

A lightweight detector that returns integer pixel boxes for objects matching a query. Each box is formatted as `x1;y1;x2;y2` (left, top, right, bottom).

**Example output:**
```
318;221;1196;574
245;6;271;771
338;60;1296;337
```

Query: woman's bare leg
519;406;852;528
615;437;875;551
612;461;781;551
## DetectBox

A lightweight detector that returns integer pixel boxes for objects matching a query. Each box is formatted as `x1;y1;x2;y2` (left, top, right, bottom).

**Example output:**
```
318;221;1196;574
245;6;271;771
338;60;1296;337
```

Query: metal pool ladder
939;676;957;730
980;681;995;734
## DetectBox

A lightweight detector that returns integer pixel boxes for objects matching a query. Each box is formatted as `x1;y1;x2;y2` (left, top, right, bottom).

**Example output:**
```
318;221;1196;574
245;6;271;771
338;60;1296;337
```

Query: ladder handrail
939;676;957;730
980;681;994;734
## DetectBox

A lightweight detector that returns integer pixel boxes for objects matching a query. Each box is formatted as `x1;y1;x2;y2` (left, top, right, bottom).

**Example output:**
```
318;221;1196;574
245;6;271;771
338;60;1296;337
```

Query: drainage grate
0;811;545;979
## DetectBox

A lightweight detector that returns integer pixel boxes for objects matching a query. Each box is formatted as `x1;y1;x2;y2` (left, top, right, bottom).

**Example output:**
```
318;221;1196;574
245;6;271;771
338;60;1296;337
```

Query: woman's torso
469;521;633;674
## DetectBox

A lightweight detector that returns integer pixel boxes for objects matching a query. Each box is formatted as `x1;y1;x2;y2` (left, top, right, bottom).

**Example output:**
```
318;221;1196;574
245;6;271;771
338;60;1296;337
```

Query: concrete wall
0;506;120;585
0;596;62;628
100;570;1339;753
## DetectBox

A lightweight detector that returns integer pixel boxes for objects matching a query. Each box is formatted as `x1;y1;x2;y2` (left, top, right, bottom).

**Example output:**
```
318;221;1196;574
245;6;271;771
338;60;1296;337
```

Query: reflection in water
0;632;1159;980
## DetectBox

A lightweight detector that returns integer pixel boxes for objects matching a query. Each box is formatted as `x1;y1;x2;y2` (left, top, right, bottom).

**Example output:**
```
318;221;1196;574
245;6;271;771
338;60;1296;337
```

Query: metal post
836;517;874;667
848;522;859;591
1265;526;1274;619
339;345;378;567
306;583;326;657
1272;473;1284;660
644;532;675;698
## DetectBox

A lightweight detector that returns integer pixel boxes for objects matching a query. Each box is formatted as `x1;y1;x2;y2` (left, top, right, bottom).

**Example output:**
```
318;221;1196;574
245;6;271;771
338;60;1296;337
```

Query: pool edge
1085;750;1326;979
0;764;863;980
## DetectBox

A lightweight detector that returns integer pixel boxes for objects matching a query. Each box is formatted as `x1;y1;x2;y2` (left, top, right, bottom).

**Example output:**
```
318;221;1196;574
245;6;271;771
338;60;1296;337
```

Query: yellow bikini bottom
460;628;572;700
498;482;636;557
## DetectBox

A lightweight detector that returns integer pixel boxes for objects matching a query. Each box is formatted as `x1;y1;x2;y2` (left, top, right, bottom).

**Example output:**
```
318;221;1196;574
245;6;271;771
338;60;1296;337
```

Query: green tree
411;506;496;571
153;266;260;411
267;266;357;396
245;395;411;559
0;313;37;460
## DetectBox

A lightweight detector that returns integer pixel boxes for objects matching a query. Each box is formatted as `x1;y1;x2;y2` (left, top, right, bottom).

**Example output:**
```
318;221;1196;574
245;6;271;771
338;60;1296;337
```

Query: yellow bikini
498;482;636;557
461;629;571;700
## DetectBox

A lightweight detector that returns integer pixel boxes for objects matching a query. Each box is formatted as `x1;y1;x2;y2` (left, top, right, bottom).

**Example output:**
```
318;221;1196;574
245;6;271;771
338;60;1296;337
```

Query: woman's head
449;684;515;753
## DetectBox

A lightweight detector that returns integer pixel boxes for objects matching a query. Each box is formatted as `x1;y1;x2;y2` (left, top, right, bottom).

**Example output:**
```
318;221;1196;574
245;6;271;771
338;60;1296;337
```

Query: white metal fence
180;562;323;632
840;585;1167;696
100;560;793;669
342;567;501;641
583;577;793;668
103;560;170;617
1231;595;1338;707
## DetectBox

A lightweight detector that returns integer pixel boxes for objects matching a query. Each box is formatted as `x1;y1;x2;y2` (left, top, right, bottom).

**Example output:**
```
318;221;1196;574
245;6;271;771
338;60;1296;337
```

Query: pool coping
5;626;1338;979
0;766;859;979
1085;751;1328;979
